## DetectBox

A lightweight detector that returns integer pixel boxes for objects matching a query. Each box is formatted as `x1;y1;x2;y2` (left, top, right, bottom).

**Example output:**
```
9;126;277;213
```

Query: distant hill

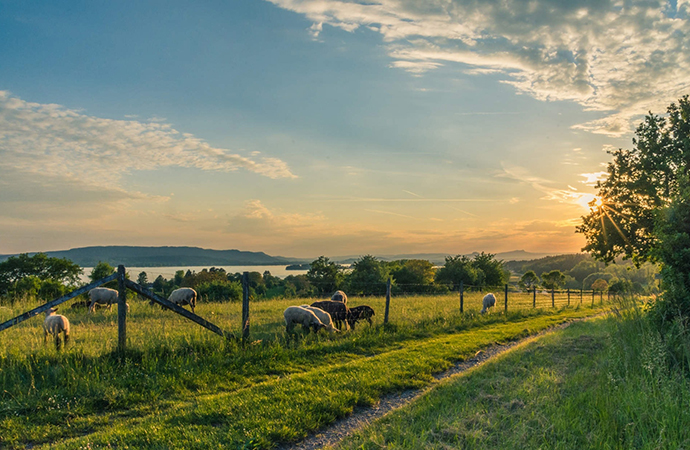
504;253;592;275
0;246;308;267
333;250;557;266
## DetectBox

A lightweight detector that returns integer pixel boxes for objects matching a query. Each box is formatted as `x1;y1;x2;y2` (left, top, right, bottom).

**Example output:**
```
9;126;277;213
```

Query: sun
593;196;604;208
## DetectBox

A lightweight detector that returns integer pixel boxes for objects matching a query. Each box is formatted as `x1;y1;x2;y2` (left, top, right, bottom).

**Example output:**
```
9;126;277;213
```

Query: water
79;265;309;283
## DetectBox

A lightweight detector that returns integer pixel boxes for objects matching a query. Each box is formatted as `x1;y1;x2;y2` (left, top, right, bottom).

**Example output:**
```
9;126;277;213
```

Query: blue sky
1;0;688;258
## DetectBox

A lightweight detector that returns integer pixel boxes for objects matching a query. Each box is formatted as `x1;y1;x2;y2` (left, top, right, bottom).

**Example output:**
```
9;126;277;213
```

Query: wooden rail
0;273;118;333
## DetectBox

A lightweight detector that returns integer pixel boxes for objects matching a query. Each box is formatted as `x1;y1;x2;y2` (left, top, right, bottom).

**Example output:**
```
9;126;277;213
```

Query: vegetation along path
0;306;607;449
285;313;605;450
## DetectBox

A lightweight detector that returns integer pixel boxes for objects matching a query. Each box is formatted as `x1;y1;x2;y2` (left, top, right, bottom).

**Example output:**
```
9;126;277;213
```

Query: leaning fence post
533;287;536;308
117;265;127;352
242;272;250;340
384;277;391;324
504;284;508;312
551;287;555;308
459;281;464;313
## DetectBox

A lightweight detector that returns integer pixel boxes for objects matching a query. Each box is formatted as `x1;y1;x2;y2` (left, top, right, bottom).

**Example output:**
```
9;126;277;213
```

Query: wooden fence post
551;287;555;308
117;265;127;352
580;288;583;305
242;272;250;340
504;284;508;312
600;291;603;305
459;281;464;313
384;277;391;324
533;287;536;308
592;290;595;306
567;288;570;306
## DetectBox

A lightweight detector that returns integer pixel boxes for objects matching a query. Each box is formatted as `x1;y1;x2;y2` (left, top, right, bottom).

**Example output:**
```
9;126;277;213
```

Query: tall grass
0;294;606;449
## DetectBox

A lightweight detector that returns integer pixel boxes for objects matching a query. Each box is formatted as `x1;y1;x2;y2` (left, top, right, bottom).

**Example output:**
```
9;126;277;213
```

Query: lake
79;265;309;283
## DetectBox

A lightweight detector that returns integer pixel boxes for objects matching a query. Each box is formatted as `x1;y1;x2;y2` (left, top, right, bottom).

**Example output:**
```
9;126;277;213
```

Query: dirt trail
281;313;606;450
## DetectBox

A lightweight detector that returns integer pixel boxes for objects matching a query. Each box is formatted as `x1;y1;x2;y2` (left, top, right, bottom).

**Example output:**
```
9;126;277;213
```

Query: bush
196;280;242;302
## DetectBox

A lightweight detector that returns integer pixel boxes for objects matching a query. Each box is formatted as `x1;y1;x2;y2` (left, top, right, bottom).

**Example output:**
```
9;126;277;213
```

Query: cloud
499;164;595;209
270;0;690;136
0;91;297;194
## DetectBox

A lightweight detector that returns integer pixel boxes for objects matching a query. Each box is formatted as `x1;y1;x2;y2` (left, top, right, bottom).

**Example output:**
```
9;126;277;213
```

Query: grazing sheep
330;290;348;304
299;305;340;333
349;305;375;329
284;306;327;334
70;300;90;310
310;300;351;330
43;307;70;350
88;287;118;313
168;288;197;314
481;293;496;314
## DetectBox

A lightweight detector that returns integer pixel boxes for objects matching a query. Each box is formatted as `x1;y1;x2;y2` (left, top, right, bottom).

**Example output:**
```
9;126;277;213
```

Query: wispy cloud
0;91;297;194
270;0;690;136
499;164;595;209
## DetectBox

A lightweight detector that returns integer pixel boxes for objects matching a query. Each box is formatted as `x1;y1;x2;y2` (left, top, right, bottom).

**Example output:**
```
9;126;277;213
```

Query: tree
518;270;540;290
578;96;690;266
347;255;389;295
306;256;343;296
652;176;690;322
435;255;480;291
541;270;566;290
591;279;609;292
390;259;439;294
90;262;115;282
137;271;149;286
0;253;82;298
472;252;507;286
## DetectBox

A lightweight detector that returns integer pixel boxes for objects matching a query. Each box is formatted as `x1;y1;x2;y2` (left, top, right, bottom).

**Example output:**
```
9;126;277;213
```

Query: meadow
0;292;609;449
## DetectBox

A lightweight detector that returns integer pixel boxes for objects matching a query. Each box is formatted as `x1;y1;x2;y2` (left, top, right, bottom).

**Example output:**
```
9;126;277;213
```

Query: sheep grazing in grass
168;288;198;313
311;300;351;330
88;287;118;313
349;305;375;329
330;290;348;304
43;307;70;350
299;305;340;333
284;306;327;334
70;300;90;310
481;293;496;314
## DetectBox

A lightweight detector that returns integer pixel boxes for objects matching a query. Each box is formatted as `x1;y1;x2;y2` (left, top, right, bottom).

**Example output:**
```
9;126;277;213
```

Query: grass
336;302;690;450
0;294;608;449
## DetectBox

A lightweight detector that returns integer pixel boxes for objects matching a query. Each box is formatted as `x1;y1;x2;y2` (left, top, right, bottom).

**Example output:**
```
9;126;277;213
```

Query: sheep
88;287;118;313
349;305;375;329
299;305;340;333
70;300;90;310
284;306;327;334
330;290;348;304
310;300;351;330
43;307;70;350
481;293;496;314
168;287;197;314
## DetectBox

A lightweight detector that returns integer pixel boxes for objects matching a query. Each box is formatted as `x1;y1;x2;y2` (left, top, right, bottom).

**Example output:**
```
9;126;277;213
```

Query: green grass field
0;294;608;449
336;305;690;450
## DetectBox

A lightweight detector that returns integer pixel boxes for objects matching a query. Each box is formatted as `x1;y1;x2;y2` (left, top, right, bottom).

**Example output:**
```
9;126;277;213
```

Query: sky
0;0;688;258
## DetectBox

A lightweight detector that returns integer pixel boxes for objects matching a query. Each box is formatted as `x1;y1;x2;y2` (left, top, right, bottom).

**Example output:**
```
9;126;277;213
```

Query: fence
0;268;620;348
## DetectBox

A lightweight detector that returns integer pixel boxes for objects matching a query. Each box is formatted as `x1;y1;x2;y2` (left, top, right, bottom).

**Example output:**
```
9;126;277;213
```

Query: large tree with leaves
578;96;690;266
578;96;690;322
306;256;343;296
0;253;82;298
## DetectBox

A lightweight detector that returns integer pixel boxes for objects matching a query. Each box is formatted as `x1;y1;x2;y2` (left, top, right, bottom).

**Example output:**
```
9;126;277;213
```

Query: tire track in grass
284;312;607;450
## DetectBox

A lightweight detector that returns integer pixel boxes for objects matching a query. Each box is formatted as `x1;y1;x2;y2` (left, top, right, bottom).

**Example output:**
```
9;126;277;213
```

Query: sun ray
603;209;631;245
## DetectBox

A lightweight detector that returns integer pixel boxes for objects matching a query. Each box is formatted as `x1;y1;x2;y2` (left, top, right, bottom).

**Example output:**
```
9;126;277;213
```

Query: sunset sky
1;0;688;258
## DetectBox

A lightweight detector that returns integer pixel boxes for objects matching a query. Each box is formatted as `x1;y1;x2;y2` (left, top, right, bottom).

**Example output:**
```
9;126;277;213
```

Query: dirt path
280;313;606;450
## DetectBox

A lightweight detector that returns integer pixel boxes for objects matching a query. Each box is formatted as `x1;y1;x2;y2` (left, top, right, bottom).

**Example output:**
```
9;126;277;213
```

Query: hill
504;253;593;275
334;250;556;265
0;246;307;267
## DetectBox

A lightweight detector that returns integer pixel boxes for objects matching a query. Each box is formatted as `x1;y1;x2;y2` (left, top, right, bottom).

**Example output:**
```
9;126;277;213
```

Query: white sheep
481;293;496;314
88;287;119;313
300;305;340;333
44;307;70;350
168;287;197;314
331;290;348;304
284;306;327;334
